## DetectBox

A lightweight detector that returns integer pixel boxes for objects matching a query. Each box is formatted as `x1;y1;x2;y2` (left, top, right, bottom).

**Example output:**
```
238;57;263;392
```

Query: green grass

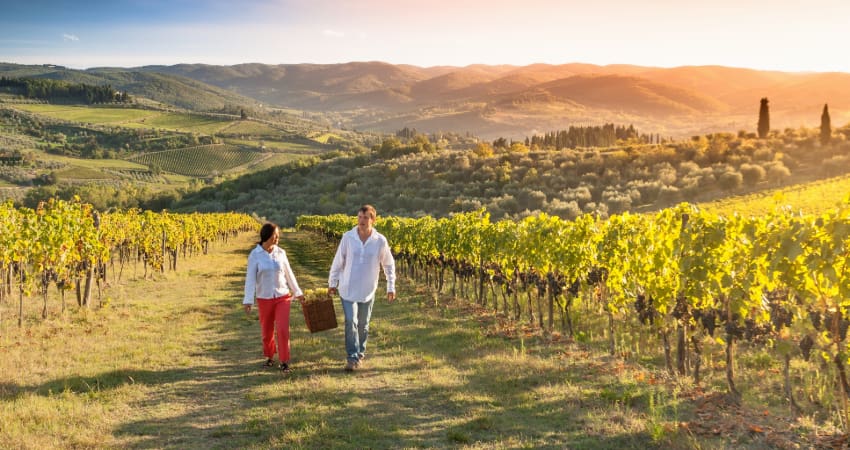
311;132;341;144
12;105;234;135
0;230;838;449
699;174;850;216
37;153;149;170
53;166;116;180
244;153;309;171
10;104;160;124
136;113;232;134
222;121;287;137
224;138;326;155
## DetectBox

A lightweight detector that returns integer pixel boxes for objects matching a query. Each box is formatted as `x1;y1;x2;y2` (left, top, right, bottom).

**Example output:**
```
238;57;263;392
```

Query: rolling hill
4;61;850;140
129;61;850;139
0;63;260;111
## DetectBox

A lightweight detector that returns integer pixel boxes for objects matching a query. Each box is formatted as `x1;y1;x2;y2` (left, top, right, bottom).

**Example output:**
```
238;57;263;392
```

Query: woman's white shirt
243;245;303;304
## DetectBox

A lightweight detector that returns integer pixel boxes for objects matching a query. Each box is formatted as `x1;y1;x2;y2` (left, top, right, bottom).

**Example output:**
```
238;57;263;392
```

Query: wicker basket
301;291;338;333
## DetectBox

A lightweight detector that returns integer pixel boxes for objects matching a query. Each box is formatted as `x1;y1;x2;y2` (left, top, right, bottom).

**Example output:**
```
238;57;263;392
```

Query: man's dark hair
359;204;377;220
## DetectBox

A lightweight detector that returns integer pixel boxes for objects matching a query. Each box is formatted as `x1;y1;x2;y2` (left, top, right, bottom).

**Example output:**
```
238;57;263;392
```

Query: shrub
653;162;677;185
562;185;593;204
739;163;766;186
765;161;791;185
657;185;681;204
548;198;582;220
718;170;743;191
677;161;700;176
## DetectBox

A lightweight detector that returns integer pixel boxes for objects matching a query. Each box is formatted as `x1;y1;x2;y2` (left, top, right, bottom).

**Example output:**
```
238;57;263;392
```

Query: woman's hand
243;304;252;315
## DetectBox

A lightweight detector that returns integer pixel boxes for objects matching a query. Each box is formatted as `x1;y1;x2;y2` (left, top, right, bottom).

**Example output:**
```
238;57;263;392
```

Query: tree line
507;123;655;151
0;77;130;104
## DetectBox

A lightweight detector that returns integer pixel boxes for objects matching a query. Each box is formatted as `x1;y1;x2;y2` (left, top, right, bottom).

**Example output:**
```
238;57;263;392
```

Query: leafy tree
472;142;494;158
0;77;125;104
820;104;831;146
758;98;770;139
410;134;434;153
509;142;529;153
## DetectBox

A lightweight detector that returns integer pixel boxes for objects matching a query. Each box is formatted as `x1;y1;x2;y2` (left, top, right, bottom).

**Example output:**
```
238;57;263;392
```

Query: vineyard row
297;199;850;422
0;198;257;325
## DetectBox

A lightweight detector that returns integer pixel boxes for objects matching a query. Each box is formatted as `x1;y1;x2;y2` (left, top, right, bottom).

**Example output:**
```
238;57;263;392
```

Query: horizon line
0;59;839;75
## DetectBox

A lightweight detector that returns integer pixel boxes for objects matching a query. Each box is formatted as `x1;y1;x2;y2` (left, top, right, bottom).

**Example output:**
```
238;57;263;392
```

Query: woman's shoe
263;358;275;367
279;363;291;372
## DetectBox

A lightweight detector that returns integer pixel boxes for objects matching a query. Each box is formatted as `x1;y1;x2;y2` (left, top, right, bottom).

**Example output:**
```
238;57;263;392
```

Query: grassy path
0;230;821;449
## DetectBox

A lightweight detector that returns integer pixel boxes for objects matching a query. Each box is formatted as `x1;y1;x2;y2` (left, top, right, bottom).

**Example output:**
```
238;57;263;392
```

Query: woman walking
244;223;305;372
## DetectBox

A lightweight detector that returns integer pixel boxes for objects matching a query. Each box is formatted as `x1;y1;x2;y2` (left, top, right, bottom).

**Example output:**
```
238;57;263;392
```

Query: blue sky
2;0;849;72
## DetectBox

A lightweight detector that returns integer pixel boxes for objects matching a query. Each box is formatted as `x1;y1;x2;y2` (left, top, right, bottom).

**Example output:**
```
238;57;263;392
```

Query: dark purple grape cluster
634;294;657;325
672;294;690;321
799;334;814;360
546;272;565;297
567;278;580;296
693;308;719;337
586;266;608;286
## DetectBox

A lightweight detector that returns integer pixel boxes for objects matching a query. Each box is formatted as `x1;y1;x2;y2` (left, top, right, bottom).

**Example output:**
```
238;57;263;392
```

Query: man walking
328;205;396;371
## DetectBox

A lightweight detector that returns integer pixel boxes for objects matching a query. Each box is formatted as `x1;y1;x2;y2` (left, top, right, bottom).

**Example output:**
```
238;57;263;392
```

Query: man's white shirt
329;227;396;302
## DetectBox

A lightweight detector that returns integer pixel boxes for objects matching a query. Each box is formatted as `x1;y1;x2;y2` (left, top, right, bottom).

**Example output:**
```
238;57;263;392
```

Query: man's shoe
344;360;357;372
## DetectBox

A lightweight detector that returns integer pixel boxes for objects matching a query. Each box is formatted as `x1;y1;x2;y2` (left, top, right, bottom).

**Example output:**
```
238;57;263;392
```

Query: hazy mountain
4;61;849;139
136;62;435;109
507;74;728;116
0;62;260;111
137;61;848;138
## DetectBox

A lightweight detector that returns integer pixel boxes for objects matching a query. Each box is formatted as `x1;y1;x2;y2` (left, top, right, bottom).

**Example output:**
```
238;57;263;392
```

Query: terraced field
127;144;264;176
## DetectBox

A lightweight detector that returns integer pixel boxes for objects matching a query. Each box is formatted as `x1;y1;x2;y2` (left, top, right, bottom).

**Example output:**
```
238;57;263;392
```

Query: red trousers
256;294;292;362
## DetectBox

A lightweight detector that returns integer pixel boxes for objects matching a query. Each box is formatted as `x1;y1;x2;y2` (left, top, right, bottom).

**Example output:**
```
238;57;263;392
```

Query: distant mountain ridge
3;61;848;139
136;62;850;138
0;62;259;111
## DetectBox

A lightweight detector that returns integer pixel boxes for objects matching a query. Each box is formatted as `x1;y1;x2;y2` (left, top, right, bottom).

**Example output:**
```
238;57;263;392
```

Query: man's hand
387;292;396;303
328;287;337;296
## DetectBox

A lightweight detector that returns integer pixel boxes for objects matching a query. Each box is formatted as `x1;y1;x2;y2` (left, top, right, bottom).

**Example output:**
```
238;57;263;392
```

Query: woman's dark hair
258;222;278;245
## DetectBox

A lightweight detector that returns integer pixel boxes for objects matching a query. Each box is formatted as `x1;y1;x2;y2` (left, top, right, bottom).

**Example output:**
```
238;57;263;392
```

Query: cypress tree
757;98;770;139
820;104;831;146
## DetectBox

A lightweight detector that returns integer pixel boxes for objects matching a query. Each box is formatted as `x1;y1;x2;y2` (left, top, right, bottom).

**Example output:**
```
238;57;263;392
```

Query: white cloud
322;29;344;38
62;33;80;42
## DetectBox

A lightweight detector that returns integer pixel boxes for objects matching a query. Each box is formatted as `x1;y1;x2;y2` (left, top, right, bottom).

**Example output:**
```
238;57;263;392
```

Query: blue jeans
341;298;374;363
